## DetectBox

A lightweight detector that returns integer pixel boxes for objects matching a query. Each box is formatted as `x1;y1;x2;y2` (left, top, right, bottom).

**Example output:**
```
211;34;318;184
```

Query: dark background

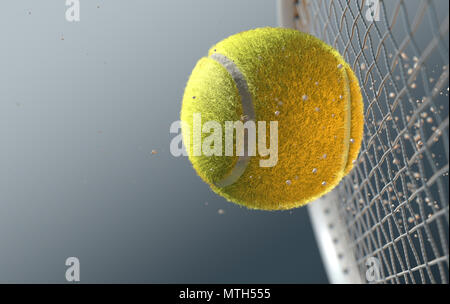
0;0;327;283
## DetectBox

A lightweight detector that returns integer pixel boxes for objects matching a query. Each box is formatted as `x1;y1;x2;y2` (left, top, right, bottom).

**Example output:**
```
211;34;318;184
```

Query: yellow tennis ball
181;27;363;210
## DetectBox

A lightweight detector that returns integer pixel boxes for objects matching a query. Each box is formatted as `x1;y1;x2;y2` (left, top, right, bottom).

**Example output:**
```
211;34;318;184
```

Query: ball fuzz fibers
181;27;364;210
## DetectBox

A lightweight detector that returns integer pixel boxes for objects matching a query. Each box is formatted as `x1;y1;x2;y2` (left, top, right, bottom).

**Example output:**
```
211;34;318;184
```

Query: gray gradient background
0;0;327;283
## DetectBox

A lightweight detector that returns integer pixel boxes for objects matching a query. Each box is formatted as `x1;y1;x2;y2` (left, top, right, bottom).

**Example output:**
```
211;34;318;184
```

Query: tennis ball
181;27;363;210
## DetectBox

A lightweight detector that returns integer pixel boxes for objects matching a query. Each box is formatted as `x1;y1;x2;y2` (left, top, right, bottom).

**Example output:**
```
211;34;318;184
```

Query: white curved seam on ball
342;68;352;172
209;53;256;188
